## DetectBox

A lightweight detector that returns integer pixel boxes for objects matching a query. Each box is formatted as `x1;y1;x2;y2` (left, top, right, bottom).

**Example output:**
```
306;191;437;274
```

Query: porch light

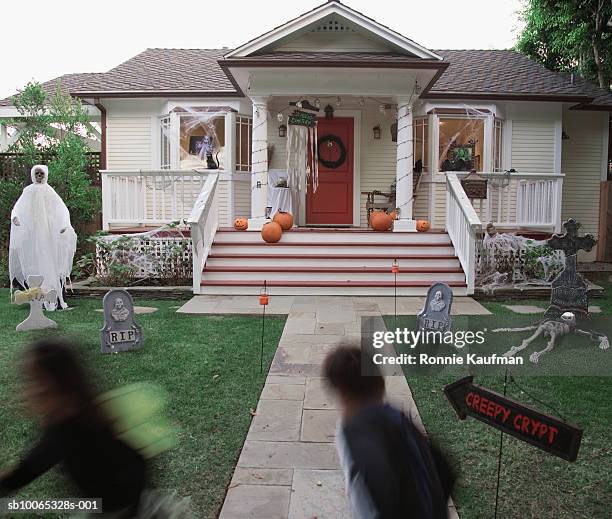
391;122;398;142
278;124;287;138
325;104;334;119
373;125;381;140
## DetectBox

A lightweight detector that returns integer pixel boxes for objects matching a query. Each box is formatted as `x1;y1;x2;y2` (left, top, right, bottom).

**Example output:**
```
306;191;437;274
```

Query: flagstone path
179;295;490;518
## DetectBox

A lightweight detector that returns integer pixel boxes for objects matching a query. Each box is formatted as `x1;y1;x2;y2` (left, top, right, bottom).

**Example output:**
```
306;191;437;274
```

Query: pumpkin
371;211;393;232
389;210;398;220
273;211;293;231
416;219;431;232
233;217;248;231
261;221;283;243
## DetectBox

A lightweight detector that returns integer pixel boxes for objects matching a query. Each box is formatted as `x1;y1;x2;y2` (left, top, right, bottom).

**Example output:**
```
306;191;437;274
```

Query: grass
0;290;286;518
383;285;612;518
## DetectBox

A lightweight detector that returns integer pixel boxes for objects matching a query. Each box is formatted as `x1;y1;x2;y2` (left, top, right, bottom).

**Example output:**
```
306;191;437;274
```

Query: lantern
391;259;399;274
259;284;269;306
278;124;287;138
373;125;381;140
324;104;334;119
390;122;398;142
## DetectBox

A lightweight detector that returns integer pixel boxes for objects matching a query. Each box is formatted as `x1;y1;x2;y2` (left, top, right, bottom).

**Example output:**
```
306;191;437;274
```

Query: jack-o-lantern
389;210;398;221
370;211;393;232
416;219;431;232
261;221;283;243
234;217;248;231
273;211;293;231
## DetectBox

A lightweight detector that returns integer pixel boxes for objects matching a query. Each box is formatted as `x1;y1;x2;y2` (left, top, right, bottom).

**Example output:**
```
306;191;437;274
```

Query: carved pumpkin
371;211;393;232
273;211;293;231
234;217;248;231
416;219;431;232
261;221;283;243
389;210;398;220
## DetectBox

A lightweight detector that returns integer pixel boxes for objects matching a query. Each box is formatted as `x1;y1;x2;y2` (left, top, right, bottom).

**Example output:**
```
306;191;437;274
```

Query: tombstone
100;289;143;353
14;275;58;332
417;282;453;333
544;219;597;320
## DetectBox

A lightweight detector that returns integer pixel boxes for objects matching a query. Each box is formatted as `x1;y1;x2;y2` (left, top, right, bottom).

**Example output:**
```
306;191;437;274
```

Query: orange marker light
391;259;399;274
259;282;269;306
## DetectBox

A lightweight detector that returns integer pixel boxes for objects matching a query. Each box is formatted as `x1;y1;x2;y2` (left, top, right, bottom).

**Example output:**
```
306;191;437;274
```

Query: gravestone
100;289;143;353
14;275;58;332
417;282;453;332
544;219;596;319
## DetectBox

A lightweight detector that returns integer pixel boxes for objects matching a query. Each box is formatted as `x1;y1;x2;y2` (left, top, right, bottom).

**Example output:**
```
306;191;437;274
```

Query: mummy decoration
493;312;609;364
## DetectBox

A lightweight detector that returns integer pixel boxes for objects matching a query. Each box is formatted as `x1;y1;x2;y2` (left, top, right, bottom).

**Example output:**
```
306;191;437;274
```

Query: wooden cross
14;275;58;332
547;219;597;258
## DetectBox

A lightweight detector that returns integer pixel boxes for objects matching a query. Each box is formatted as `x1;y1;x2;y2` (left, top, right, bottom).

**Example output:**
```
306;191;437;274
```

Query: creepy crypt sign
100;289;143;353
444;376;582;461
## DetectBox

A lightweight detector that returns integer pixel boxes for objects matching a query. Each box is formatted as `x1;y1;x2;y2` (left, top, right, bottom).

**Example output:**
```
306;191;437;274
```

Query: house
1;0;611;296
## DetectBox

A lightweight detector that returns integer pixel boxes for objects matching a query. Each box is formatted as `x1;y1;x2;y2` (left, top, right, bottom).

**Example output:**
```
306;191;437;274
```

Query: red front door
306;117;354;225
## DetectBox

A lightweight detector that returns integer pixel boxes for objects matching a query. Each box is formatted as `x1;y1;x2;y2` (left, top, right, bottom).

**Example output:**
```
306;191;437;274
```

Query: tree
1;81;100;264
516;0;612;89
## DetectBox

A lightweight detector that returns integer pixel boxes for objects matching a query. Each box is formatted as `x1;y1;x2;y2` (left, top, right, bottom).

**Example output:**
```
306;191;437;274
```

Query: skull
560;312;576;327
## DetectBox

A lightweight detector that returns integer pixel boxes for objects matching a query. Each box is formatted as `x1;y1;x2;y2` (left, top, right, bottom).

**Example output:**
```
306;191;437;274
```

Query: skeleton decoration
13;275;58;332
493;312;609;364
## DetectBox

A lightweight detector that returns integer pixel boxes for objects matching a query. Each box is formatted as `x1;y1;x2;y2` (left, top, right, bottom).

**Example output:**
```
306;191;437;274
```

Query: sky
2;0;525;100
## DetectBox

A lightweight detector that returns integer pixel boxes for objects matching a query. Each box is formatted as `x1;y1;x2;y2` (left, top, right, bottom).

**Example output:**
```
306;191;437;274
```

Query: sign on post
444;376;582;461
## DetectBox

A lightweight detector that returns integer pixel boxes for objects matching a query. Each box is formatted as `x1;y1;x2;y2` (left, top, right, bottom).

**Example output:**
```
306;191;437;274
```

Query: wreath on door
317;134;347;169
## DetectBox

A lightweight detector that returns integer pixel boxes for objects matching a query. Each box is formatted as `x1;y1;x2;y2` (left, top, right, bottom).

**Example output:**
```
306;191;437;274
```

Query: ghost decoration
9;165;77;310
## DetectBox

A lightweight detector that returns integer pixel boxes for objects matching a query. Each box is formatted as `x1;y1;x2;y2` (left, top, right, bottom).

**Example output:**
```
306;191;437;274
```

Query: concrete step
210;243;457;256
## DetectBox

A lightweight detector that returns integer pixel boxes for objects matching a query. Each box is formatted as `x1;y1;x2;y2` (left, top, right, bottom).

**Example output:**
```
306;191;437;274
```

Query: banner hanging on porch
286;110;319;194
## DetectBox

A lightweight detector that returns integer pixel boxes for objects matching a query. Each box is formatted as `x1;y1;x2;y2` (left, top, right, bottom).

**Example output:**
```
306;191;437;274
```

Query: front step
200;229;468;296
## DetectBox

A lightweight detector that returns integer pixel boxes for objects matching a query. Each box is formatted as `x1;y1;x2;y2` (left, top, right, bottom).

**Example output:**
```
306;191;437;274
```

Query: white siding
217;178;231;227
561;110;607;261
107;116;152;170
511;119;556;174
274;31;390;53
233;177;251;221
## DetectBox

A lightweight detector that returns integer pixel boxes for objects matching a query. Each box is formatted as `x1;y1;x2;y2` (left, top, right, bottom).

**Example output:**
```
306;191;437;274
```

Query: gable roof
2;49;611;109
224;0;442;60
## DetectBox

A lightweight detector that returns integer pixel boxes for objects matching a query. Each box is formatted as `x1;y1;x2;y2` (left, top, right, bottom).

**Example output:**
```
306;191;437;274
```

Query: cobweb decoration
476;229;564;293
94;223;192;282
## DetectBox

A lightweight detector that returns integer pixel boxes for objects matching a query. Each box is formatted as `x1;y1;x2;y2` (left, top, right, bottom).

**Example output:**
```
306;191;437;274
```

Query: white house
1;1;610;296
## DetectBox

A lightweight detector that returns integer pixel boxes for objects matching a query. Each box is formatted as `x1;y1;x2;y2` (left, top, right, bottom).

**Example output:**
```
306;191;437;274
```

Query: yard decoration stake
444;375;582;461
259;281;269;374
392;259;399;329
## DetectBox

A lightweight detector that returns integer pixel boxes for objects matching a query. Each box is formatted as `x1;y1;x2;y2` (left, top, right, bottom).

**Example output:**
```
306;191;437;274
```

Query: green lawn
384;288;612;518
0;290;286;518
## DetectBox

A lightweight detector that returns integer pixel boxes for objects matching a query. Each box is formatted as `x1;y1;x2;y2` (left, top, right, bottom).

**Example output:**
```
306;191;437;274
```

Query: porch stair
200;228;468;296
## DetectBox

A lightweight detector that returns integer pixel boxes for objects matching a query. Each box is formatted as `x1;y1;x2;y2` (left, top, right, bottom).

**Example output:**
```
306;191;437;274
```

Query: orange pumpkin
416;219;431;232
273;211;293;231
234;217;248;231
389;210;398;220
261;221;283;243
371;211;393;232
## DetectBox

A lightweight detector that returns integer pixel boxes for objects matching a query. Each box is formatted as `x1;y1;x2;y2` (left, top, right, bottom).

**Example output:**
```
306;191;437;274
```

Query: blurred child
322;344;455;519
0;339;146;517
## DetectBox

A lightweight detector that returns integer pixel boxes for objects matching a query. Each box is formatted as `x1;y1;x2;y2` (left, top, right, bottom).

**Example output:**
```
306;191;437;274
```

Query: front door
306;117;354;225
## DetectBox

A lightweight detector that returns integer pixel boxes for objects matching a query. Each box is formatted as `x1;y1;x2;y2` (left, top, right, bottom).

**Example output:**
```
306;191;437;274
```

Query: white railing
188;173;219;293
446;173;482;294
101;170;211;229
468;172;564;232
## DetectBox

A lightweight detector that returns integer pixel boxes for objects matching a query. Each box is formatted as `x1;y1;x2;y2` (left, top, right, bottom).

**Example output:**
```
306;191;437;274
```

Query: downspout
94;98;107;170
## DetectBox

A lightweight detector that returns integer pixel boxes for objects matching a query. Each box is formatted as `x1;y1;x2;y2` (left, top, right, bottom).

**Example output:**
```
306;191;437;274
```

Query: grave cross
547;219;596;259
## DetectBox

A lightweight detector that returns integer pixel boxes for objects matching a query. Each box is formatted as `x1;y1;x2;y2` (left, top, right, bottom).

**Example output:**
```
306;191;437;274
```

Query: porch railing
100;170;210;229
468;172;564;232
188;173;219;293
446;173;482;294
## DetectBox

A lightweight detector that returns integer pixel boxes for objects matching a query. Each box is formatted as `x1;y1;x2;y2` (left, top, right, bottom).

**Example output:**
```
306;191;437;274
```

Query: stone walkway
178;295;490;518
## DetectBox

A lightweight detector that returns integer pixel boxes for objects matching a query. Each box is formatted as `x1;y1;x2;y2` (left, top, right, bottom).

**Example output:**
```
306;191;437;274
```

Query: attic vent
312;19;355;32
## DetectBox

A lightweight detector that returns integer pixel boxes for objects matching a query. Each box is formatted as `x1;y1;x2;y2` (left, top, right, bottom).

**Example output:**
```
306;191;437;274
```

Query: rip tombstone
100;289;143;353
544;219;597;319
417;282;453;333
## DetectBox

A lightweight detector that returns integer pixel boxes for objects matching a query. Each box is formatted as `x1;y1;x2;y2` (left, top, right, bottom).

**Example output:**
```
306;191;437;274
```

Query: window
493;118;504;172
438;117;485;172
236;115;252;172
413;117;429;173
159;115;171;169
179;114;226;170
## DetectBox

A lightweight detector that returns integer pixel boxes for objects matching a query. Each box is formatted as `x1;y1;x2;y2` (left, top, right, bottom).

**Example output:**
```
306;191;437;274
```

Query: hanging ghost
9;165;77;310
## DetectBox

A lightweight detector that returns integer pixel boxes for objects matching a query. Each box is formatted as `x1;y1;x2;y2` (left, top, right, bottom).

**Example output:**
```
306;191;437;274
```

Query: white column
248;96;269;230
0;123;8;152
393;95;416;232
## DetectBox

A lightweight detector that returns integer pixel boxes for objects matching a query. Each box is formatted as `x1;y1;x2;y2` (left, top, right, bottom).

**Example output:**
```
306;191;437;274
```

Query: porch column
248;96;269;230
393;96;417;232
0;123;7;152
